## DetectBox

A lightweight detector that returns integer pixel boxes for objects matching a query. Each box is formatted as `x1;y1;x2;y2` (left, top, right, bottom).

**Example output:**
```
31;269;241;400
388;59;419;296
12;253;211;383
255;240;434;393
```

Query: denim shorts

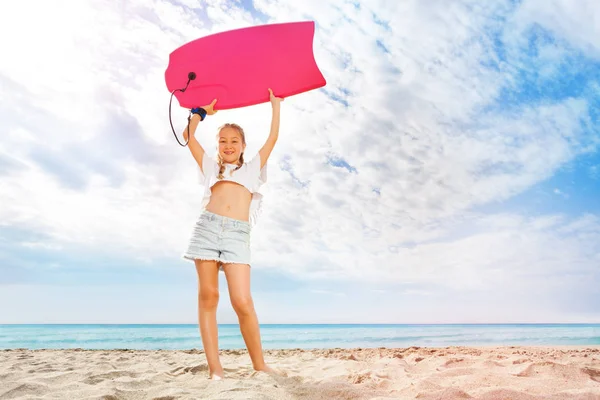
182;210;252;270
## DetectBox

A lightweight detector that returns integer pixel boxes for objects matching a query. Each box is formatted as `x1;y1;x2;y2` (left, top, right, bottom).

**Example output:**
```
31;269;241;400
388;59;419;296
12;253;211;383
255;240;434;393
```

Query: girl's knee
231;295;254;316
199;287;219;308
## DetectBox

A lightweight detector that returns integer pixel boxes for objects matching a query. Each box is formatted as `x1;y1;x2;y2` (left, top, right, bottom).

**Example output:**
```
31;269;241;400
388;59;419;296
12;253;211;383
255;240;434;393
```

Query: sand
1;346;599;399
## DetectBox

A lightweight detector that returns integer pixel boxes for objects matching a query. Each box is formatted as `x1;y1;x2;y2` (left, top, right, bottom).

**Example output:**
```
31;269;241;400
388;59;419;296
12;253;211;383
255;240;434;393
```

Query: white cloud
0;0;598;323
510;0;600;59
553;188;569;198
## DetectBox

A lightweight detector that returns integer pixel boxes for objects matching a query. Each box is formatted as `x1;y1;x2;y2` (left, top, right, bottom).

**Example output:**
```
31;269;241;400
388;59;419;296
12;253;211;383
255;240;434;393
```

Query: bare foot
209;370;224;380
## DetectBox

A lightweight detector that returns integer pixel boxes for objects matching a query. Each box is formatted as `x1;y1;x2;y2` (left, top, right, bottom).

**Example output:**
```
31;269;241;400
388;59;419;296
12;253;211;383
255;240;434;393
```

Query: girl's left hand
268;88;283;107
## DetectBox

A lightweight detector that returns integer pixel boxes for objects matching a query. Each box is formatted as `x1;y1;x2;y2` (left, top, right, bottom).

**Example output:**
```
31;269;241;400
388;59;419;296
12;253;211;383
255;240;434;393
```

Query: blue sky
0;0;598;324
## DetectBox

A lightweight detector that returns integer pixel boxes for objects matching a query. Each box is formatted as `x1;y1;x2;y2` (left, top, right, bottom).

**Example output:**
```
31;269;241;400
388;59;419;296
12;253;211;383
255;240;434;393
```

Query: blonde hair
216;123;246;179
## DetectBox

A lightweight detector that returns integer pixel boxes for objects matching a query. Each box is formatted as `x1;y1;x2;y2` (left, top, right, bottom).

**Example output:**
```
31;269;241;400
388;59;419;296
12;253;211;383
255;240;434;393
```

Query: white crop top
199;153;267;226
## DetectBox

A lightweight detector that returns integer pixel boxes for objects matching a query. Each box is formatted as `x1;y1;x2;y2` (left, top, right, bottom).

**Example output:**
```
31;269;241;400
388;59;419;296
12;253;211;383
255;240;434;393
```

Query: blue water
1;324;599;350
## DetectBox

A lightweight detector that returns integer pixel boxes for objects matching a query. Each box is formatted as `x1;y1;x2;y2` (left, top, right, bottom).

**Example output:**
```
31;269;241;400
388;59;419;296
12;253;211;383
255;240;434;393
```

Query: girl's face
218;126;245;163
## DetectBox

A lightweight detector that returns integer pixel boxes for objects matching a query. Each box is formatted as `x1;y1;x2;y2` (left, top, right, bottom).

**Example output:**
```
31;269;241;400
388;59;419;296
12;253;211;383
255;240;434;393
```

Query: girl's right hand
202;99;218;115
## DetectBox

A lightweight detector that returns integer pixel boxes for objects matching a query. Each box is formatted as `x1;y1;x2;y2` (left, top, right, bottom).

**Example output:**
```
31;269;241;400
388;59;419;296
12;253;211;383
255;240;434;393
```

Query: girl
181;88;283;380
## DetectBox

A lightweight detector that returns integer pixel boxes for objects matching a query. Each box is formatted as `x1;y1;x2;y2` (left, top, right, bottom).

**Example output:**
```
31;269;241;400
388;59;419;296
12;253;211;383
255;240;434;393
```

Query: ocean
1;324;599;350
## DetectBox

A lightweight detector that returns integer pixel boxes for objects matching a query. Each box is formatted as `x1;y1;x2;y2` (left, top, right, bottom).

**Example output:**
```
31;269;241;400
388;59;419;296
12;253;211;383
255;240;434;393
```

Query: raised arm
183;114;206;171
258;88;283;169
182;99;218;174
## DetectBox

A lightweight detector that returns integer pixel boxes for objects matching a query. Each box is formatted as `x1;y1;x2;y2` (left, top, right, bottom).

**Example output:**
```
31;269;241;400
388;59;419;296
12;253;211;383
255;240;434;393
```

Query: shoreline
4;344;600;352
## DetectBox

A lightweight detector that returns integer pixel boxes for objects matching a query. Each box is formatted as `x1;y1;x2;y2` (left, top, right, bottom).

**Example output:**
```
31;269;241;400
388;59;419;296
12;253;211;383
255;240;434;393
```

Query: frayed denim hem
182;254;251;270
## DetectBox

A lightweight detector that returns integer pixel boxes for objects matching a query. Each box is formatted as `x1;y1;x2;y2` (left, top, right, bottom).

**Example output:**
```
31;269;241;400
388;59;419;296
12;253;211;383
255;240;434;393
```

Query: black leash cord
169;72;197;147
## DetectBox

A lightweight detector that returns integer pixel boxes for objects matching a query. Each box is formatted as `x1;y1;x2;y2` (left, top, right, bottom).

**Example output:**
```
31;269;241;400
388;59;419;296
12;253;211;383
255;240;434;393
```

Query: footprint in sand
181;364;208;375
441;358;465;367
167;366;185;375
582;367;600;383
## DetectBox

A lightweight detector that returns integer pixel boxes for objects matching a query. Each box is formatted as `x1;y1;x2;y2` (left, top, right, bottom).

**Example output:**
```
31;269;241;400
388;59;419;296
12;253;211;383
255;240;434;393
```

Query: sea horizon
3;323;599;351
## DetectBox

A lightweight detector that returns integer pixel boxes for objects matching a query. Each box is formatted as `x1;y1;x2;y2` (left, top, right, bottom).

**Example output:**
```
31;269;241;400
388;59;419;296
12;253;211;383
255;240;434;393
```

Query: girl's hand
202;98;219;115
268;88;283;107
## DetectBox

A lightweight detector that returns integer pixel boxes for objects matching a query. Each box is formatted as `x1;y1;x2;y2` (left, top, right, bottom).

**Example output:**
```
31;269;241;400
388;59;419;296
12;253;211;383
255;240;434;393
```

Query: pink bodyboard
165;21;326;110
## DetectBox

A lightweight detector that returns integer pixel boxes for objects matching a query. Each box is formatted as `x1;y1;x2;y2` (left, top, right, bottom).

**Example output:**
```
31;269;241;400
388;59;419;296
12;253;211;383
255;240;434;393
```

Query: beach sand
1;346;599;399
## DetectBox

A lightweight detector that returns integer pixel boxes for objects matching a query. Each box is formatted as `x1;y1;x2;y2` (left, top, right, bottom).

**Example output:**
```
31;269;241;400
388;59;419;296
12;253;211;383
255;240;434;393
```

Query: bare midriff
205;181;252;222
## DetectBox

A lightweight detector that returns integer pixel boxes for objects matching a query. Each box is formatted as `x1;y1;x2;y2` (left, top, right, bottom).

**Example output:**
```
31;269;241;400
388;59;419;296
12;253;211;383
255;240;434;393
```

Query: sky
0;0;598;324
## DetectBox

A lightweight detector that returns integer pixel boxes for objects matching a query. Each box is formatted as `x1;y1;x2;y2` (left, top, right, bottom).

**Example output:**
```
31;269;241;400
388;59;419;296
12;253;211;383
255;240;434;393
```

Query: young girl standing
182;88;283;380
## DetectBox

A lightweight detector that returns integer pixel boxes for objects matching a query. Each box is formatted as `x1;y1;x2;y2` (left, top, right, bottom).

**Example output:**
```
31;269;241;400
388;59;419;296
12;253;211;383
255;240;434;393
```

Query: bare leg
222;263;269;370
195;260;224;379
